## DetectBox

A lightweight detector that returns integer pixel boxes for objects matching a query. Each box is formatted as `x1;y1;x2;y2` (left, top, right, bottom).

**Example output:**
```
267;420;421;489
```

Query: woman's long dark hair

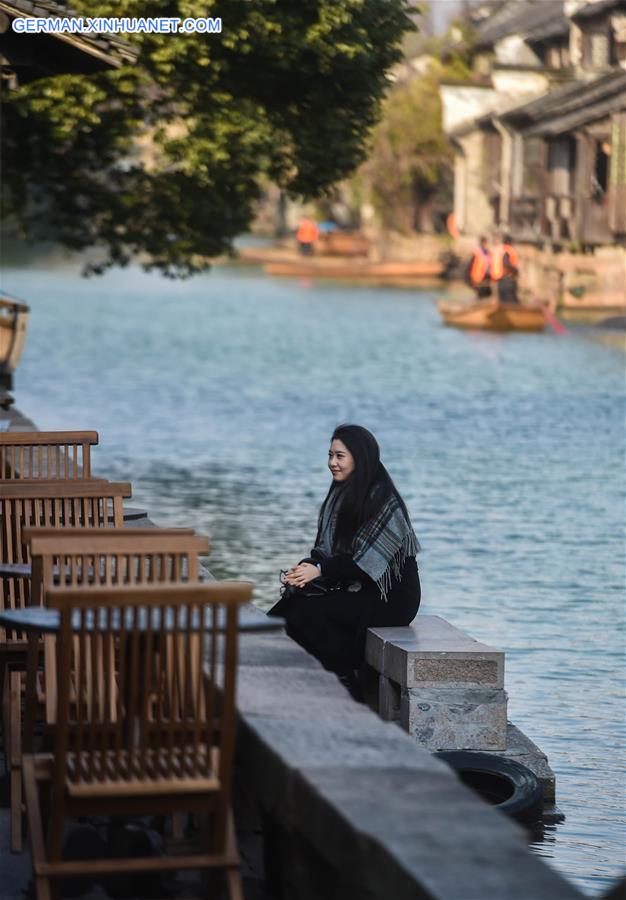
319;424;410;552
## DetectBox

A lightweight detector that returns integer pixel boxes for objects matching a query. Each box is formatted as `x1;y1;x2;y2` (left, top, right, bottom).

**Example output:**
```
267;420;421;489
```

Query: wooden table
0;602;284;635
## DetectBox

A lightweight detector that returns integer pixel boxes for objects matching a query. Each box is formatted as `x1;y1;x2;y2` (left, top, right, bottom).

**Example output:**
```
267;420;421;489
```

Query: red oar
539;302;568;335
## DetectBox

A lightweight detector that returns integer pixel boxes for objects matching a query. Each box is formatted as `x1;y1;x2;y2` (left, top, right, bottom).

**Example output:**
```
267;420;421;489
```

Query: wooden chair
10;527;207;853
0;431;99;480
26;528;206;606
24;528;211;739
0;481;131;851
23;581;252;900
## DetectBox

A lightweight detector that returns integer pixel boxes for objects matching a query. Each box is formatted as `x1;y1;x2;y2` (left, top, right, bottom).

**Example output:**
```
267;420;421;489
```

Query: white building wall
458;132;496;237
491;69;552;98
440;85;497;133
494;34;541;66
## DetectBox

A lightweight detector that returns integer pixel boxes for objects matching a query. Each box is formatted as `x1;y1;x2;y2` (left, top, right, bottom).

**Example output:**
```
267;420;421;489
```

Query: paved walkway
0;774;268;899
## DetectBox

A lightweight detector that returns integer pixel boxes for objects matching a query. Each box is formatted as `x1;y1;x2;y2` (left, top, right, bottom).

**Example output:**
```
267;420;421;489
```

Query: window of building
591;139;610;202
545;41;570;70
582;19;614;68
482;130;502;196
523;137;543;195
612;15;626;64
591;32;610;66
548;138;575;195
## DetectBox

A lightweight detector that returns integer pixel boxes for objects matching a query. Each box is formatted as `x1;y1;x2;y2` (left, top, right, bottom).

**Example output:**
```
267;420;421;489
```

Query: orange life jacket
491;244;519;281
296;219;318;244
469;249;490;285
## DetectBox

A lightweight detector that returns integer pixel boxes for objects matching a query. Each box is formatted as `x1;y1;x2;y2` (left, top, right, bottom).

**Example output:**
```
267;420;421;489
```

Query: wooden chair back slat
29;534;209;594
47;582;251;824
0;431;98;480
0;483;131;645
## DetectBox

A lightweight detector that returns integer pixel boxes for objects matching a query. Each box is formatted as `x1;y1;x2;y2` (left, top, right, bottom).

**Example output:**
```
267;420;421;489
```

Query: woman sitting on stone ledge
269;423;421;700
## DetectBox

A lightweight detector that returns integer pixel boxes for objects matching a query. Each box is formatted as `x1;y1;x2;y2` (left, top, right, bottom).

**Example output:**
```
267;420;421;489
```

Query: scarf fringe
375;530;420;603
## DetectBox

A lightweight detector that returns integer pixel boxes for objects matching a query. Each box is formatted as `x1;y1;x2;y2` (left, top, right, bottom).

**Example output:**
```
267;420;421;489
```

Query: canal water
2;260;624;897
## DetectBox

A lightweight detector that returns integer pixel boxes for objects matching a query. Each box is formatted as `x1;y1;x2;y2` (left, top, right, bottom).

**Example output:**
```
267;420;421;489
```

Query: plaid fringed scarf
352;494;420;601
315;487;420;602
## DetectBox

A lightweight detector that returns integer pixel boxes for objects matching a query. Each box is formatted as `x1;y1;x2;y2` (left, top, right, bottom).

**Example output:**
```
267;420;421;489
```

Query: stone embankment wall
517;245;626;311
244;220;625;311
233;626;586;900
366;232;626;310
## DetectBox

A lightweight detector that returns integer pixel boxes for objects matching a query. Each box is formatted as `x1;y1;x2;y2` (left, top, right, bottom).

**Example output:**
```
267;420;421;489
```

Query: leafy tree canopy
2;0;414;276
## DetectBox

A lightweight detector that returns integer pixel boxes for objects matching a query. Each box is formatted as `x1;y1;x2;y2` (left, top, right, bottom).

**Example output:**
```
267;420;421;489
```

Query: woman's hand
283;562;320;588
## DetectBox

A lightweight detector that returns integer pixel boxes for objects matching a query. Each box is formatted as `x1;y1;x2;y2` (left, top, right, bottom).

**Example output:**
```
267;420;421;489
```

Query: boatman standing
465;236;492;299
296;217;319;256
491;233;520;303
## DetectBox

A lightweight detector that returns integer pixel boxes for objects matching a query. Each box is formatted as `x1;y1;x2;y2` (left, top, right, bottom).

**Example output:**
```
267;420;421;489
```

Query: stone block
378;674;401;722
401;687;508;750
358;663;380;712
494;723;556;803
366;616;504;689
364;626;386;671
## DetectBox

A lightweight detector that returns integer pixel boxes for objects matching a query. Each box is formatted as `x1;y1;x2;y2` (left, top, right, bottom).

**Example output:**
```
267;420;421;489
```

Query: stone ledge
366;617;505;689
232;628;585;900
490;723;556;803
291;766;580;900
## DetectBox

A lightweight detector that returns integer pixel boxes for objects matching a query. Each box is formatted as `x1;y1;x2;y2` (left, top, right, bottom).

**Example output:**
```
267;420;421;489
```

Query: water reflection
2;262;624;897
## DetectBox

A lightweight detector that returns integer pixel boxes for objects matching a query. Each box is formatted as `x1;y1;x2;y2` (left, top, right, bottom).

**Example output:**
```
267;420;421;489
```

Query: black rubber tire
435;751;544;825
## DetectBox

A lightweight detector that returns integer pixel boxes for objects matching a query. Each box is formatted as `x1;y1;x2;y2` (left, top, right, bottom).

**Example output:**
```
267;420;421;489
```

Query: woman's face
328;439;356;482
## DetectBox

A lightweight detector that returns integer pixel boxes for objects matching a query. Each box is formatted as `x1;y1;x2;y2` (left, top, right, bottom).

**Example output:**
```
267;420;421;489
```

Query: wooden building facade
441;0;626;249
502;70;626;246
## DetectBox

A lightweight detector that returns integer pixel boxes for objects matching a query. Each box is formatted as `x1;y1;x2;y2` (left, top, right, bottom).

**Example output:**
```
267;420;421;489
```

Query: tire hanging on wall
435;751;544;825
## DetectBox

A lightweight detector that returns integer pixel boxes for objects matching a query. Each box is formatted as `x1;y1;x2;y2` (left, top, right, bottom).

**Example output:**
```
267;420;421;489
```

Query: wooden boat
317;231;370;257
437;297;547;332
264;258;444;280
0;295;30;391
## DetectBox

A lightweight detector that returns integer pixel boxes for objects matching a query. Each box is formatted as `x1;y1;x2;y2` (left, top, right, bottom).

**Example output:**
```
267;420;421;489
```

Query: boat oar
539;303;567;335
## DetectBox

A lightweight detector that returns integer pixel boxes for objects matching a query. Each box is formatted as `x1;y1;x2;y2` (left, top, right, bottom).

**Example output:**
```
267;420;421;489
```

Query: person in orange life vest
296;217;319;256
491;233;520;303
464;236;492;299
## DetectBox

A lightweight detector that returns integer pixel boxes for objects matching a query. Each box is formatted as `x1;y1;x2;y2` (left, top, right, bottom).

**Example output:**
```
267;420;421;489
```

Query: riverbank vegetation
338;22;476;239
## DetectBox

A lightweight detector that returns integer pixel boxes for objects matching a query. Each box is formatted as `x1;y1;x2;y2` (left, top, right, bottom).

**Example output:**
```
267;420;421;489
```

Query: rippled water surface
3;262;624;897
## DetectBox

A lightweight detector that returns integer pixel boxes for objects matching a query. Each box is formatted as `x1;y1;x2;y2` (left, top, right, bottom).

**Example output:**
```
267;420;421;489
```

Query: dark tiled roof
570;0;626;20
500;70;626;134
0;0;137;65
525;15;569;42
475;0;566;48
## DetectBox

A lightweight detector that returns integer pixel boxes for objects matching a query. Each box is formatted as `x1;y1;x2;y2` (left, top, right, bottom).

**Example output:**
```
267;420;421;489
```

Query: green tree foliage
2;0;414;276
358;61;453;234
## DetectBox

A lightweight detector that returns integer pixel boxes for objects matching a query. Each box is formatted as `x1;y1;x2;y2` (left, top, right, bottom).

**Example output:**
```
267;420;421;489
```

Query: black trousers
270;558;420;673
497;276;518;303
